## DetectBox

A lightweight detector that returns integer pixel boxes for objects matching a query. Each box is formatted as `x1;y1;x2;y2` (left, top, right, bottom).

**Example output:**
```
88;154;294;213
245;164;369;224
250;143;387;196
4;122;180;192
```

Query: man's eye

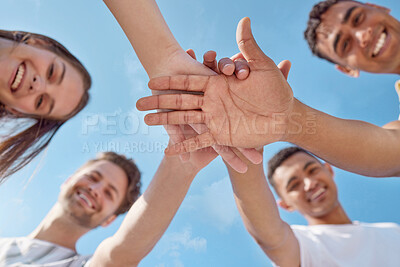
353;13;364;26
48;63;54;79
36;95;43;109
309;167;319;174
289;182;300;191
88;175;97;182
342;39;350;53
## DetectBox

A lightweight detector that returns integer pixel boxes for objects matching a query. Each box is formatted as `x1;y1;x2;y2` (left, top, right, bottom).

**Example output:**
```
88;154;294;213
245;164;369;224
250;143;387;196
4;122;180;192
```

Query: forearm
91;156;198;266
226;158;300;266
103;0;214;78
286;99;400;177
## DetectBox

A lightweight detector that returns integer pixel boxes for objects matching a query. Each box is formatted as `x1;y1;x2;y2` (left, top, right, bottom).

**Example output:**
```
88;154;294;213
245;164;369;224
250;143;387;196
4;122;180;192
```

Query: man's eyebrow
286;176;298;190
342;6;358;24
333;32;342;54
303;161;316;171
58;62;66;85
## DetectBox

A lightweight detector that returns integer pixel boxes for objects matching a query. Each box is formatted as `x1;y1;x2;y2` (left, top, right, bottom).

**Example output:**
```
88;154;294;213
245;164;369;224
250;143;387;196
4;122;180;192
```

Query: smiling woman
0;30;91;182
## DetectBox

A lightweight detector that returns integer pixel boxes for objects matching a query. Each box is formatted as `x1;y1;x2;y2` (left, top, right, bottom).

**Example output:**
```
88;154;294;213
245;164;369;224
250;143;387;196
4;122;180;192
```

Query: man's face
59;160;128;228
273;153;339;218
316;1;400;75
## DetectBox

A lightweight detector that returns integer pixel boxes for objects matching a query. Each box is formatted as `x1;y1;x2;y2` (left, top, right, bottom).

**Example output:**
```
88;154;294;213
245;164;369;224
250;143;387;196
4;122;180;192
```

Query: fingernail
238;69;247;75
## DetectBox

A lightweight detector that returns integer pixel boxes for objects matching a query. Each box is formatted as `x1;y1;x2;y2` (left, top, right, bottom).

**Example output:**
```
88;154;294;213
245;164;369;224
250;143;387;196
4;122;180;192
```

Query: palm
137;17;294;154
200;65;293;147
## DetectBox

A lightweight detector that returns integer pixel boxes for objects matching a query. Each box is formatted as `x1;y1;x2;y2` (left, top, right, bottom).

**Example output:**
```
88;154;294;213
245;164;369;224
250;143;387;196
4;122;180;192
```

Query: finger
188;123;247;172
395;80;400;101
236;17;274;69
234;58;250;80
186;49;197;60
144;111;206;125
165;132;216;155
230;52;245;62
165;125;190;161
277;60;292;80
213;144;248;173
203;50;219;73
218;58;235;76
237;148;263;164
148;75;210;92
137;94;204;111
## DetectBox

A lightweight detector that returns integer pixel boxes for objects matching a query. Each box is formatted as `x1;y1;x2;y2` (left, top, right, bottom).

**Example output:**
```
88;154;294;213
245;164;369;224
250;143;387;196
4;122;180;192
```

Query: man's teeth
78;192;94;209
310;188;326;201
373;32;386;56
11;64;25;90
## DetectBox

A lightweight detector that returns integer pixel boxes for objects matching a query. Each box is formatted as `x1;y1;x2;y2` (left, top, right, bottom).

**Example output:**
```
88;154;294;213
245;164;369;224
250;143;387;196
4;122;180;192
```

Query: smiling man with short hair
305;0;400;77
0;150;215;266
226;146;400;267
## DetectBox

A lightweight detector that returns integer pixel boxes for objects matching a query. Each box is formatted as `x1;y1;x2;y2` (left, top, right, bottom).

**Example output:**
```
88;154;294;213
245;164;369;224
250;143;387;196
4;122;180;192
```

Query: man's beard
63;195;100;229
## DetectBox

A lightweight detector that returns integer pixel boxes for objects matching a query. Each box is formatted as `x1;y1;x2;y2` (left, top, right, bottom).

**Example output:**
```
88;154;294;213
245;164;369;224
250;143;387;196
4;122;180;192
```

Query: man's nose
355;27;372;48
88;184;102;198
304;178;317;191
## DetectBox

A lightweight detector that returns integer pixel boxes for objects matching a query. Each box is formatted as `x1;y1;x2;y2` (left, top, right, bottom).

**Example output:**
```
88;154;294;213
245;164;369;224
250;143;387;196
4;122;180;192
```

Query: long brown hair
0;30;91;183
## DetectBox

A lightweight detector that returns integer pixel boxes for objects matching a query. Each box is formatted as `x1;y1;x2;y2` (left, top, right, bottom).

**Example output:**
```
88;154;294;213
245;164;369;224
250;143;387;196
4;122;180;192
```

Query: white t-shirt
292;222;400;267
0;237;91;267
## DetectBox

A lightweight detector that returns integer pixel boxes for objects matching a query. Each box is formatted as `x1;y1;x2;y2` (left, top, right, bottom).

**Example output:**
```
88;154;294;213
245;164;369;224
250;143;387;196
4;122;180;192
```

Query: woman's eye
48;64;54;79
36;95;43;109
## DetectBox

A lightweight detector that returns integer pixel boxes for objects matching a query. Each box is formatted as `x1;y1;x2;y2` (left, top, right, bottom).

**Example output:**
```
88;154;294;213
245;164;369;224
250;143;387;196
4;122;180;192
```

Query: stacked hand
138;17;294;155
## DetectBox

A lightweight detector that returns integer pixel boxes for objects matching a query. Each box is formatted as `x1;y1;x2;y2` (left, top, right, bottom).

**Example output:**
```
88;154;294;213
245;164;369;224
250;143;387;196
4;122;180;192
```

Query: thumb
277;60;292;80
236;17;273;69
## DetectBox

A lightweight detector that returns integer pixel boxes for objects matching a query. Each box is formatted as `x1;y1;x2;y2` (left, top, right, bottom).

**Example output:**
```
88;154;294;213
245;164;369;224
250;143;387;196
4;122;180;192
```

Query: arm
137;17;400;177
90;151;213;266
103;0;262;173
226;152;300;267
103;0;213;79
286;101;400;177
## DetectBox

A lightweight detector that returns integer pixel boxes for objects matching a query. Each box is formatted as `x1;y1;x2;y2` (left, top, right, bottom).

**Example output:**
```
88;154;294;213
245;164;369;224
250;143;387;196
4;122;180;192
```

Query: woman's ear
3;106;23;117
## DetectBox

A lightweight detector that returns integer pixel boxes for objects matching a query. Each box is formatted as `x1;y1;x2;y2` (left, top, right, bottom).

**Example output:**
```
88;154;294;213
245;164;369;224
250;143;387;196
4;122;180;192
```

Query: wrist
161;156;199;179
281;98;317;144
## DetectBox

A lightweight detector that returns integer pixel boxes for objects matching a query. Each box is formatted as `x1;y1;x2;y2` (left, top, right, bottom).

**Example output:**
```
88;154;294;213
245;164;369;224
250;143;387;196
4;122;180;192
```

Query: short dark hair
81;152;141;216
304;0;356;64
267;147;313;190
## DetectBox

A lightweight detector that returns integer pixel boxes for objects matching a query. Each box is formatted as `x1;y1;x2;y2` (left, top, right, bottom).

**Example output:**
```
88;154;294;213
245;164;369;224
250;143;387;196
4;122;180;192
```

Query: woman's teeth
11;64;25;91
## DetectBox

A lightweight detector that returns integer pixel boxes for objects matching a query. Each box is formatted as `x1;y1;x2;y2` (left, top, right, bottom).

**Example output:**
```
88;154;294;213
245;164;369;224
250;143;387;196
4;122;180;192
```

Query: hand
195;49;250;80
137;17;294;154
155;48;264;171
171;125;217;172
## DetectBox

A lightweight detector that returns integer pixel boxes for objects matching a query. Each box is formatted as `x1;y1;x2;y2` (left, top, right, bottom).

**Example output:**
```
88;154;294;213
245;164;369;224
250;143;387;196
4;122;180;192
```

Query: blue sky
1;0;400;266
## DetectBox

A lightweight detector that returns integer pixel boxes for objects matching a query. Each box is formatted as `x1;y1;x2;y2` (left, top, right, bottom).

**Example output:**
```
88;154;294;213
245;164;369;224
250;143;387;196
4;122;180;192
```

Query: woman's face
0;40;85;119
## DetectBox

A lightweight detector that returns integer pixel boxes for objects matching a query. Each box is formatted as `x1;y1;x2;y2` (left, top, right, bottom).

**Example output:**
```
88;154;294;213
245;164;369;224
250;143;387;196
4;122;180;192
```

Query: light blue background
0;0;399;266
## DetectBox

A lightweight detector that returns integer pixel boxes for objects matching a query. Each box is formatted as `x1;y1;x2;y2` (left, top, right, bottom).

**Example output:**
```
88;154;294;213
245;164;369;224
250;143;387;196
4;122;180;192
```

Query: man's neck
305;203;352;226
28;203;90;251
